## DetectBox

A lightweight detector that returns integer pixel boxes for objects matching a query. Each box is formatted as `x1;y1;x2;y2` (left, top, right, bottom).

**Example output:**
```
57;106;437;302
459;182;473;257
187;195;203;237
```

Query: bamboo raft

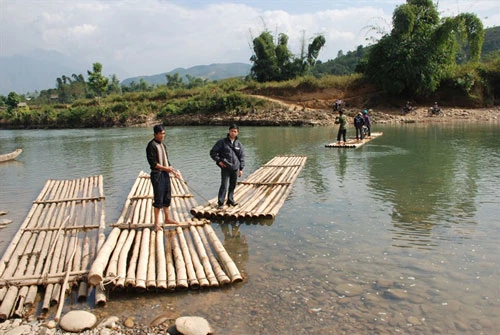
88;171;242;292
0;176;105;322
190;155;307;220
325;132;383;148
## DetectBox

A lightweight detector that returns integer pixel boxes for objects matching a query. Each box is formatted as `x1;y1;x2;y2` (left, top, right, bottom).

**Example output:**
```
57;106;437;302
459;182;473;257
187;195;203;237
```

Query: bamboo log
106;229;130;280
156;230;167;290
55;235;78;322
176;227;199;289
0;179;52;276
171;231;188;289
135;228;150;291
13;286;29;318
95;284;106;307
0;286;19;321
88;227;121;286
165;231;176;290
189;225;218;287
116;229;136;288
185;226;209;288
203;224;242;283
191;228;221;288
124;230;142;288
146;230;157;290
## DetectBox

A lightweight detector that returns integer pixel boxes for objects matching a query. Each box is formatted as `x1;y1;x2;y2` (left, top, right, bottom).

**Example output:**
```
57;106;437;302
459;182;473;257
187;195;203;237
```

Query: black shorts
150;171;171;208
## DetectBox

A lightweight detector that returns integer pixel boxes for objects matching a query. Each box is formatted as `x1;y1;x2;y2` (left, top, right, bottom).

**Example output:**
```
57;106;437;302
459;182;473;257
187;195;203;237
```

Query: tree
166;73;185;89
107;74;122;95
363;0;484;96
87;62;109;98
6;92;21;110
250;30;325;82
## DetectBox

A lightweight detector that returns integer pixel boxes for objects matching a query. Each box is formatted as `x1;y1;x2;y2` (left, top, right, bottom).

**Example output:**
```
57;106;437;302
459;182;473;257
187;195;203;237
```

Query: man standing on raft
210;124;245;209
146;124;181;231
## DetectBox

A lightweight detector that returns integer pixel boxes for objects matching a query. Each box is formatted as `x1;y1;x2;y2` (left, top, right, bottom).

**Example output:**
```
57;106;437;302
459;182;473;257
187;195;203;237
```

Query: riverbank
159;104;500;127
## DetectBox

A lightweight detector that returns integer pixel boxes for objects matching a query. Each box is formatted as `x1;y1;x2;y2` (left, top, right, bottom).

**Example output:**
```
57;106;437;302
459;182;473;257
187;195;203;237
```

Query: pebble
124;317;134;328
4;324;31;335
175;316;213;335
59;310;97;332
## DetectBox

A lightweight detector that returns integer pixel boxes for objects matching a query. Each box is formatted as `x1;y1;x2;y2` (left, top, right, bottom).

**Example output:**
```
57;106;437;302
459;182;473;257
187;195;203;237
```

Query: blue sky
1;0;499;80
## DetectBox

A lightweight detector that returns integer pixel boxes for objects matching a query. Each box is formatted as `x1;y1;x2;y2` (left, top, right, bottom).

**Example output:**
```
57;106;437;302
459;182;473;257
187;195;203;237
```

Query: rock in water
175;316;213;335
59;310;97;332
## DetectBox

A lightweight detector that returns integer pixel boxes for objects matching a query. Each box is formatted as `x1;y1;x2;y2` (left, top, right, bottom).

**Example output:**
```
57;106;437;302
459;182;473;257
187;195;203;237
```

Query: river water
0;124;499;334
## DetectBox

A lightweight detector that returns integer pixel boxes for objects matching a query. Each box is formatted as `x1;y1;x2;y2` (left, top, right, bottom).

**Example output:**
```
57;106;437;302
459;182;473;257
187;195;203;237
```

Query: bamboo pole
0;179;52;276
185;226;209;288
165;230;176;290
135;228;150;291
88;227;121;286
156;230;167;290
124;230;142;288
54;234;78;322
176;227;199;289
105;229;130;280
116;229;136;289
171;230;188;289
189;225;218;287
203;224;242;283
146;230;157;290
195;225;229;285
12;286;28;318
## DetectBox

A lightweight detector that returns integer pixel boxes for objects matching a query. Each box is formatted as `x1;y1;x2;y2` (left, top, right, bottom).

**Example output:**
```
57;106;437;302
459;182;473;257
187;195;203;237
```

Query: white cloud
1;0;499;79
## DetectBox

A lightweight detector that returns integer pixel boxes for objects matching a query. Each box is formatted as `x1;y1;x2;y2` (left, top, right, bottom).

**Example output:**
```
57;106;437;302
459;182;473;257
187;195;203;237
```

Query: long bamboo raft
325;132;383;148
190;155;307;220
0;176;105;322
88;171;242;292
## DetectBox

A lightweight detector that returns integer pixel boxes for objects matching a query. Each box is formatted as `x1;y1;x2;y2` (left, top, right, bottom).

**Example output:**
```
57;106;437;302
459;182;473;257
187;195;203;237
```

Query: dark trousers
337;129;346;142
218;168;238;205
355;127;364;140
150;171;171;208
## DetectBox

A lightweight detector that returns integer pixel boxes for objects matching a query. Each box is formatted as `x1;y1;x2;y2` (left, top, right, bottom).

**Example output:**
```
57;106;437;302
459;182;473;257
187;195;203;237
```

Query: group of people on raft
334;104;371;144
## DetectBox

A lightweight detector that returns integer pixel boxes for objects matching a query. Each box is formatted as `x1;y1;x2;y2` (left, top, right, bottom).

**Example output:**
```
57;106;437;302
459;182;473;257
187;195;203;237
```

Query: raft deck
325;132;383;148
88;171;242;292
0;176;105;321
190;155;307;220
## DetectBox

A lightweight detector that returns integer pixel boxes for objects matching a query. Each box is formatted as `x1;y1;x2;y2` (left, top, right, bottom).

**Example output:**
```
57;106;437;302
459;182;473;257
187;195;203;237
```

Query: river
1;124;499;334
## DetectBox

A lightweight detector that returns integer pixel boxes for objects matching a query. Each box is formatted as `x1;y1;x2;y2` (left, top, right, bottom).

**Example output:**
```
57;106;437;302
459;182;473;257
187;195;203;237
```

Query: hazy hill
120;63;252;86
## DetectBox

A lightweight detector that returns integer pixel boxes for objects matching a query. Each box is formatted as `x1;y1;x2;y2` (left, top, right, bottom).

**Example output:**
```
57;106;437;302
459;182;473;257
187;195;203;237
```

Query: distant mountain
120;63;252;86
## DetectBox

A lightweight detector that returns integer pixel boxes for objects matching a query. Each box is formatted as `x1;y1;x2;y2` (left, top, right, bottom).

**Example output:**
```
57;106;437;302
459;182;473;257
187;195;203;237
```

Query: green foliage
87;63;110;98
312;45;369;76
363;0;484;96
250;30;325;82
6;92;21;110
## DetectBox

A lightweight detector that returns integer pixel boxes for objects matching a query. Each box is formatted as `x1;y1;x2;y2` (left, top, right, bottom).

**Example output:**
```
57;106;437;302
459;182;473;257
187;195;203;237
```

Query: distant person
430;102;441;115
363;109;371;137
354;112;365;140
402;101;413;114
335;110;347;144
333;99;343;112
210;124;245;209
146;124;181;231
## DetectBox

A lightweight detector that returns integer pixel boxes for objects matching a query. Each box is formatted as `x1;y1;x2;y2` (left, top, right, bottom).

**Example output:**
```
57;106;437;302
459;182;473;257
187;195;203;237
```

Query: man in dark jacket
210;124;245;208
146;124;181;230
354;112;365;140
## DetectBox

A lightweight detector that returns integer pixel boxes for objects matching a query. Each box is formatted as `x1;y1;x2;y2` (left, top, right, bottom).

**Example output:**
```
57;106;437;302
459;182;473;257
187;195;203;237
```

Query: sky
1;0;499;80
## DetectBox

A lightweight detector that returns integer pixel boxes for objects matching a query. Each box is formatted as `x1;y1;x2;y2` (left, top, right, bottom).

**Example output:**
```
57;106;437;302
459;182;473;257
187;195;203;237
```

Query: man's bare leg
163;207;178;225
153;207;163;231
